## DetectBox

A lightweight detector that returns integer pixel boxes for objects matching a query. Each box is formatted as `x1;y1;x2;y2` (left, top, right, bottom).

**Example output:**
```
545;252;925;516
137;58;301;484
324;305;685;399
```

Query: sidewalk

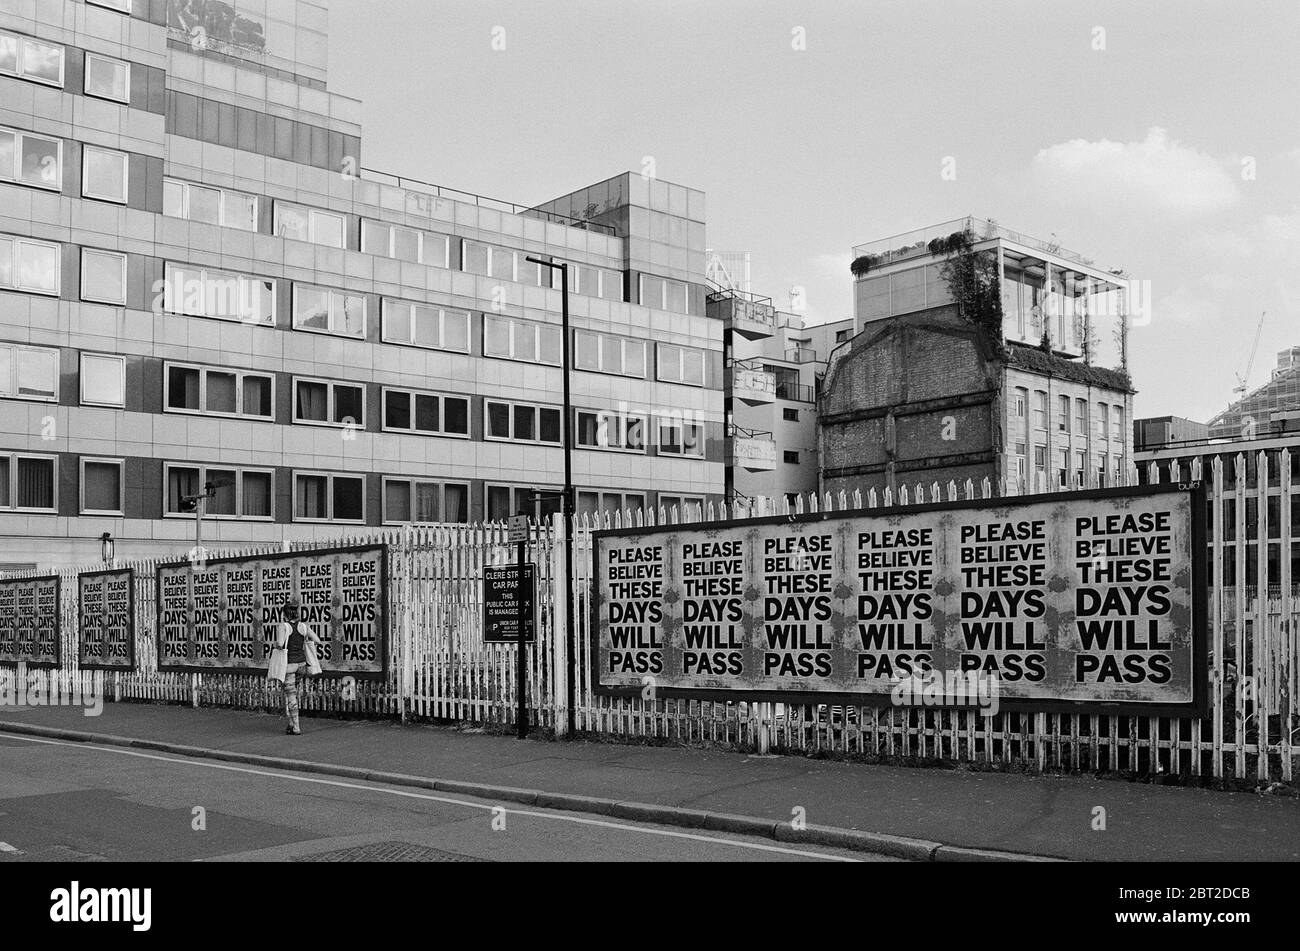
1;702;1296;861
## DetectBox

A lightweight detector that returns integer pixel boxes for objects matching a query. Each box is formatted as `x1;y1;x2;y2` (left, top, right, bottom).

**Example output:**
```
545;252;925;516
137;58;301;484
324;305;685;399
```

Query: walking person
271;599;322;735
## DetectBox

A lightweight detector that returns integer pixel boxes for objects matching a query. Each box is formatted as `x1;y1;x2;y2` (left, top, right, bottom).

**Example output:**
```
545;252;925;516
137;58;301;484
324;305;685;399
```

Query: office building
1207;346;1300;439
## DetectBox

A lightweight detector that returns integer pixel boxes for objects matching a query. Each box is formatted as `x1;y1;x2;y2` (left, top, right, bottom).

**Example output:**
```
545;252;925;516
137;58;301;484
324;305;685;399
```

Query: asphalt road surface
0;734;894;863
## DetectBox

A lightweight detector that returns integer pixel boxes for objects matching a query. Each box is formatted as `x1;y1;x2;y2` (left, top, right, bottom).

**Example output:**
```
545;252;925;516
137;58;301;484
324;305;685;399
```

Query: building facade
0;0;723;569
819;218;1134;497
1207;346;1300;439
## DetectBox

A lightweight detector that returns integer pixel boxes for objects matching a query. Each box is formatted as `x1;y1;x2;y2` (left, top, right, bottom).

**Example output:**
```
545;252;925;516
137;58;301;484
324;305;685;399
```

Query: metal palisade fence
2;452;1295;782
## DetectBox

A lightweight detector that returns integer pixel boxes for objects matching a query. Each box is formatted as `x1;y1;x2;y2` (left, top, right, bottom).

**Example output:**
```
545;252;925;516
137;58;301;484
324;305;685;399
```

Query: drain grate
295;841;488;862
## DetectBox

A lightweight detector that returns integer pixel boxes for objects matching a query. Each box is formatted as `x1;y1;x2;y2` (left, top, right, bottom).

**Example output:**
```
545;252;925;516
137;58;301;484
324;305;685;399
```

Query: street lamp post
99;532;114;568
526;256;576;738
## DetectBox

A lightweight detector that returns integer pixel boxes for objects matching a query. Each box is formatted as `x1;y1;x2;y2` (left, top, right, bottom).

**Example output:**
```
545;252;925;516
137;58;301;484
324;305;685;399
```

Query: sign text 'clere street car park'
593;484;1206;714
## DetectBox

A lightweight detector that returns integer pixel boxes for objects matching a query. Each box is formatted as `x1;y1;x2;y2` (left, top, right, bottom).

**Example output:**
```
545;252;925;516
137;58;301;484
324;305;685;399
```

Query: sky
327;0;1300;424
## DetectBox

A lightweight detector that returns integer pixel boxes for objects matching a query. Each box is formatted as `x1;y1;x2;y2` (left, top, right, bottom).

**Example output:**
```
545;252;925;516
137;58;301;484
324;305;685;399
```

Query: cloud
1030;127;1239;214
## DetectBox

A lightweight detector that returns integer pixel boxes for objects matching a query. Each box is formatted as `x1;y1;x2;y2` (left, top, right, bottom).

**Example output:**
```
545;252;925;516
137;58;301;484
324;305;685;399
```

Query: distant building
820;218;1134;497
1207;346;1300;439
1134;416;1210;452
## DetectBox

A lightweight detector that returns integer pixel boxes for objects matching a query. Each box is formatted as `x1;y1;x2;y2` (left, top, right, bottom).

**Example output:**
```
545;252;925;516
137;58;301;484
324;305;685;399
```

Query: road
0;733;892;863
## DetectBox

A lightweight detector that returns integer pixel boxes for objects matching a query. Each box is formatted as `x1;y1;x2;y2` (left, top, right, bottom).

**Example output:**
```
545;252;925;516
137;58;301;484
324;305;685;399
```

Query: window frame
381;476;471;525
638;274;693;314
162;262;276;325
482;314;562;366
574;329;646;378
79;352;126;408
656;417;705;458
163;178;259;231
576;409;648;454
79;456;125;516
80;247;127;305
292;283;367;339
83;51;130;103
0;125;63;191
81;144;129;204
273;200;346;248
361;219;451;268
656;343;707;387
0;31;65;88
87;0;133;12
163;361;275;421
0;451;58;513
0;342;60;402
292;469;366;525
484;398;563;446
292;375;366;429
381;386;470;438
379;299;470;353
162;462;275;521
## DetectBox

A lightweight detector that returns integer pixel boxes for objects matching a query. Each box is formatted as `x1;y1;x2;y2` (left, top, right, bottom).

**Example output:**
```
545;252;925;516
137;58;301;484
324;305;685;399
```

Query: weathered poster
78;569;135;670
155;546;386;677
593;484;1207;714
0;576;61;668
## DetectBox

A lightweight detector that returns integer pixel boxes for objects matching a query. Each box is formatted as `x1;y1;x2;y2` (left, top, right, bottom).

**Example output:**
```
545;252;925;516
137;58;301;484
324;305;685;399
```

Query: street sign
484;563;536;643
508;515;529;544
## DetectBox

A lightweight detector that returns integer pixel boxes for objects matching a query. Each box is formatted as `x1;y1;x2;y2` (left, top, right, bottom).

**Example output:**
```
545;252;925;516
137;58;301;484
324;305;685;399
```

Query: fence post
190;672;199;708
400;523;413;725
552;510;570;739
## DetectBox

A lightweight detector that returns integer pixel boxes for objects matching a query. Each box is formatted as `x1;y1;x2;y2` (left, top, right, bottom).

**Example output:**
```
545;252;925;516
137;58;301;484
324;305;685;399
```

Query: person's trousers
283;663;302;731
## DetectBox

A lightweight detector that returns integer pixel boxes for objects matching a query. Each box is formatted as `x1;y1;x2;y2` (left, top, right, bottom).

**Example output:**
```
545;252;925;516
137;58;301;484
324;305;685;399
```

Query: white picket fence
3;452;1297;782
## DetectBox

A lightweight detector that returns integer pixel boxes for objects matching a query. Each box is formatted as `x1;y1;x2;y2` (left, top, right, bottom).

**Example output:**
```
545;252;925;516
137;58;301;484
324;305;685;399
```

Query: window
1096;402;1109;439
577;490;647;520
165;463;272;519
1058;395;1070;433
292;284;366;338
383;478;469;524
80;457;123;515
562;262;623;300
485;400;562;445
81;145;128;203
80;353;125;407
1075;398;1087;436
165;363;273;419
1014;387;1027;423
294;471;364;523
658;495;704;520
461;240;517;281
1033;391;1048;430
163;263;275;324
784;450;800;464
1075;450;1087;489
574;330;646;378
1112;404;1124;441
274;202;345;248
88;0;132;11
486;484;562;522
483;314;562;365
656;344;706;386
576;410;646;452
383;388;469;437
80;249;126;304
294;378;365;428
0;31;64;87
0;127;62;191
1097;455;1108;488
783;407;800;422
84;52;129;102
361;220;450;267
657;418;704;458
380;300;470;352
1058;449;1070;488
639;274;693;314
0;453;56;512
163;179;258;231
0;343;58;401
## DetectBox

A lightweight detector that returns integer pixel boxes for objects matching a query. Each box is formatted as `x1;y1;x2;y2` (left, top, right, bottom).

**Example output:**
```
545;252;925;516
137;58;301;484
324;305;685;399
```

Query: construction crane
1233;311;1266;397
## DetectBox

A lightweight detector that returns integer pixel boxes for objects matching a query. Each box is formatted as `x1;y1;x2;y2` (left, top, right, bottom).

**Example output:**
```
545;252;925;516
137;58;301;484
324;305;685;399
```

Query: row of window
0;451;703;525
1;343;710;455
1013;388;1126;442
1013;444;1126;489
0;126;129;202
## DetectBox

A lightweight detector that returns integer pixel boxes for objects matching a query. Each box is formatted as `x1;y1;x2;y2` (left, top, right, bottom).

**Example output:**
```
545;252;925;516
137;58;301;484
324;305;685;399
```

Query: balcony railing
727;427;777;471
775;381;815;403
728;363;777;404
784;348;819;364
852;216;1094;271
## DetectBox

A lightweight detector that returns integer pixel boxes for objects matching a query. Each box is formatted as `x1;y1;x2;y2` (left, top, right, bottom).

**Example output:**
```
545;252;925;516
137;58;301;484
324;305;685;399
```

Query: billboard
78;570;135;671
592;483;1208;715
156;545;387;677
0;576;61;668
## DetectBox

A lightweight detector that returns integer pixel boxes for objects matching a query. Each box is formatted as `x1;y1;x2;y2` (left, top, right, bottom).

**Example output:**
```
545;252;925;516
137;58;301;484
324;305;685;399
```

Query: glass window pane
0;33;17;73
575;331;600;371
295;474;327;519
487;485;511;521
83;461;120;512
294;286;330;330
487;402;510;439
683;349;705;386
0;129;14;179
383;301;411;343
412;305;438;347
333;477;363;520
0;457;9;507
335;293;365;336
422;233;449;268
640;275;665;308
83;147;127;202
82;250;125;303
225;192;257;231
242;375;271;417
167;365;200;410
21;134;60;188
0;347;11;396
314;211;344;248
443;311;469;352
361;220;389;255
626;417;645;450
444;397;468;435
484;315;510;357
333;385;363;425
665;280;687;313
539;408;561;443
413;482;439;523
601;334;622;374
385;391;411;430
444;483;468;522
15;457;54;508
658;345;680;382
275;204;310;241
514;404;535;441
85;55;128;101
0;236;11;287
385;480;411;522
463;241;489;275
241;471;271;517
18;348;56;398
489;247;514;281
539;325;561;365
414;394;438;432
188;185;220;224
393;227;419;262
624;341;645;377
296;381;328;421
22;39;63;84
167;466;199;513
81;354;123;405
205;371;237;413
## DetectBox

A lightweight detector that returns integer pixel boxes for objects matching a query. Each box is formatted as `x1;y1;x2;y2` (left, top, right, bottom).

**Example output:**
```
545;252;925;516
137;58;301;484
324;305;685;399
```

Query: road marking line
2;734;861;862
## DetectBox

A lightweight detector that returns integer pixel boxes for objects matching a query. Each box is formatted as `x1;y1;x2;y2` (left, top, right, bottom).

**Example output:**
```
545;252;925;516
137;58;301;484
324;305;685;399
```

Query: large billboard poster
78;569;135;671
593;484;1207;715
0;576;61;668
156;545;387;677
